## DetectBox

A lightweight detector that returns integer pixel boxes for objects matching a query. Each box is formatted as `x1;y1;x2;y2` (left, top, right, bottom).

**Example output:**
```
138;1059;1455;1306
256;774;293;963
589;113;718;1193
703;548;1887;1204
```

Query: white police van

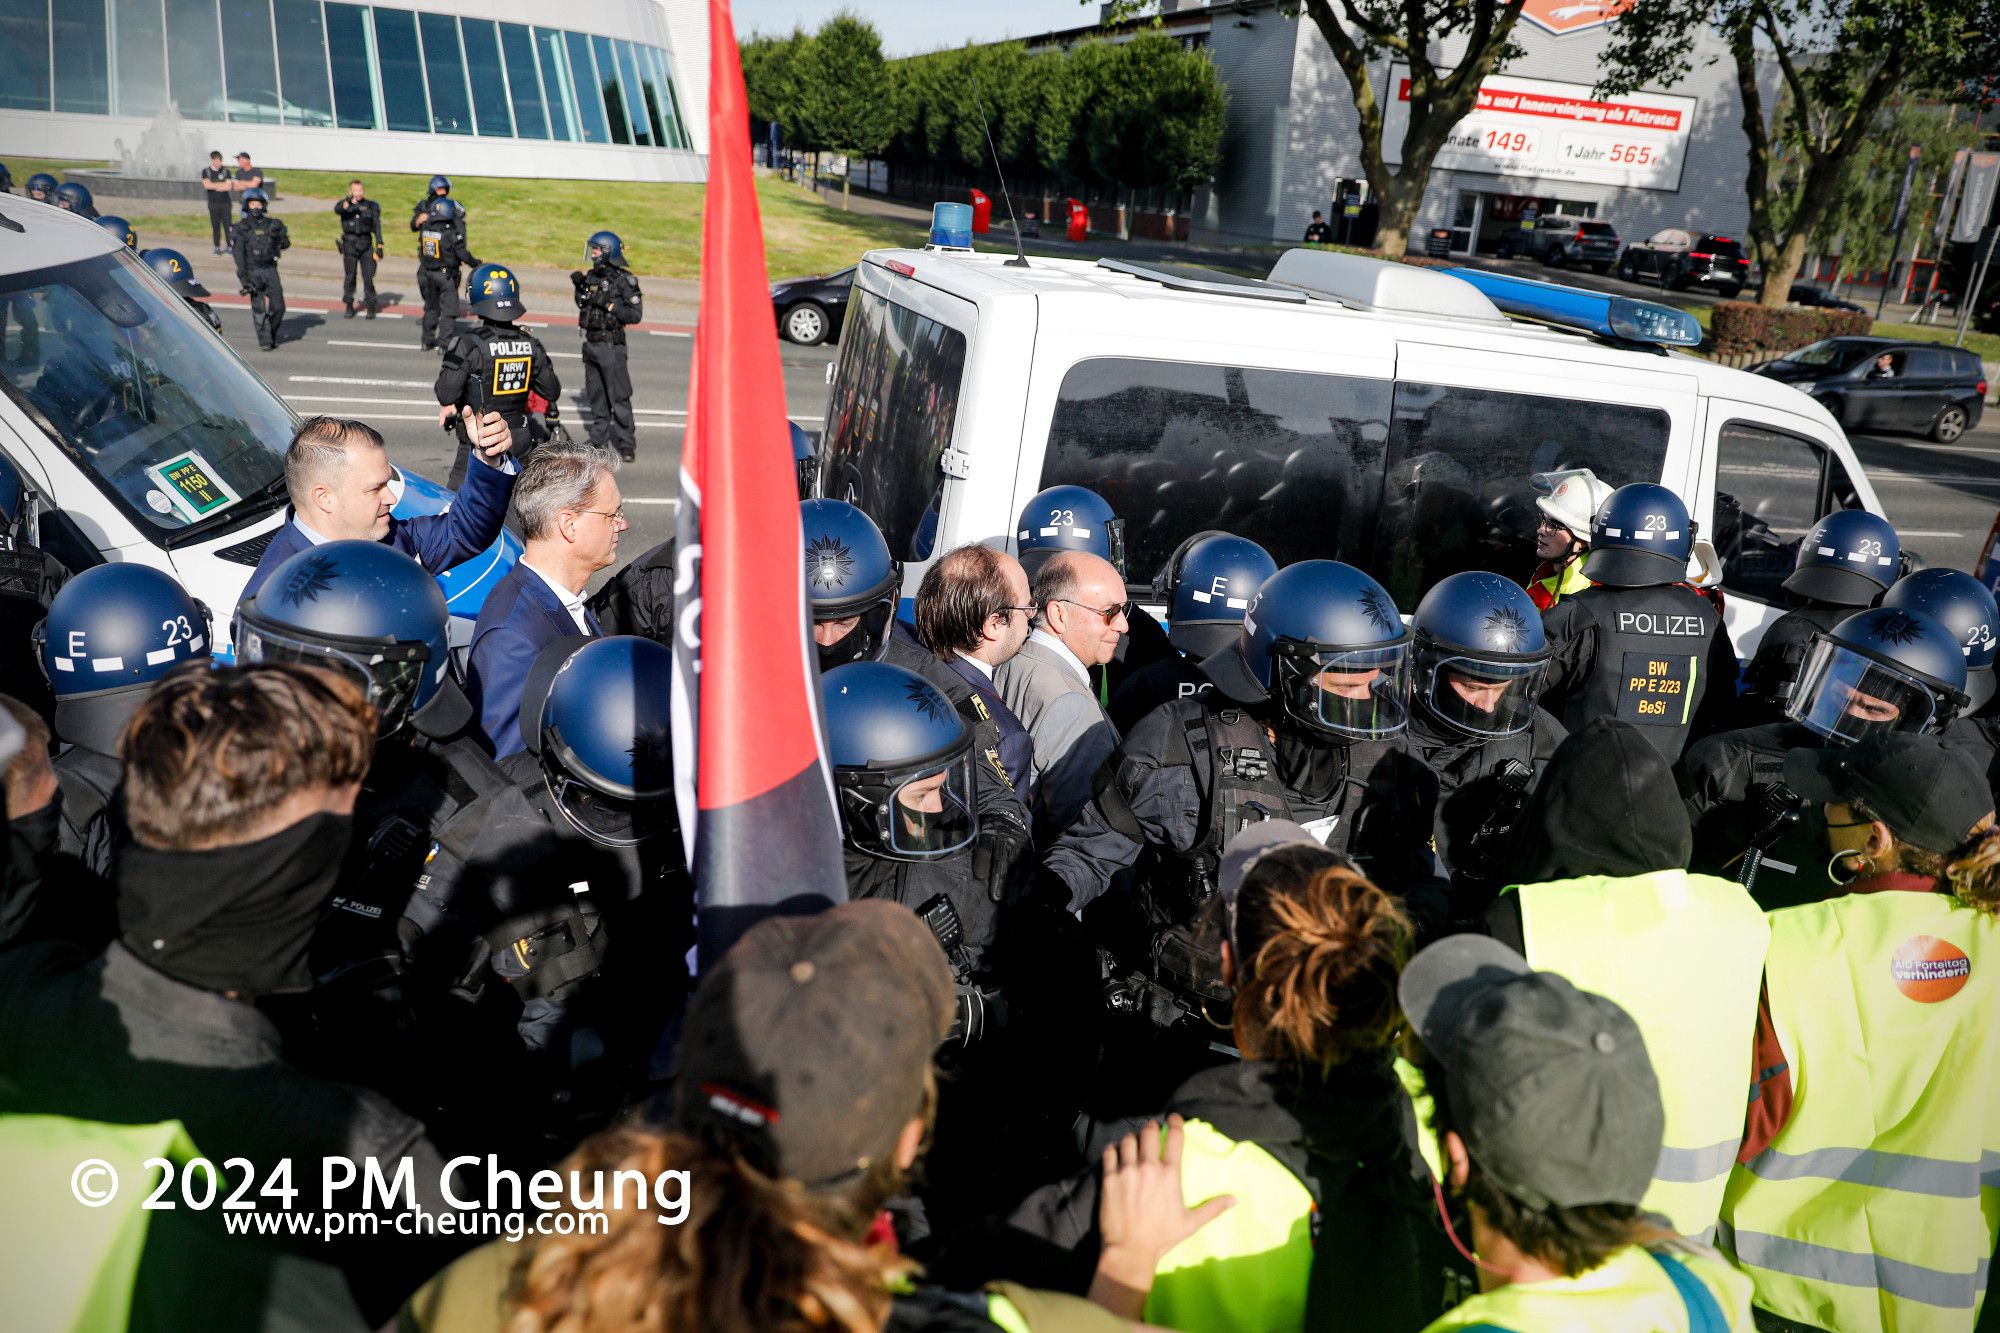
0;196;514;655
814;239;1889;657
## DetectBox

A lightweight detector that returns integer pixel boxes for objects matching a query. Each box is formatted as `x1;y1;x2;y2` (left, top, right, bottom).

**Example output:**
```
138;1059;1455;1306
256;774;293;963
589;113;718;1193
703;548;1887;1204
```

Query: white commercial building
0;0;708;182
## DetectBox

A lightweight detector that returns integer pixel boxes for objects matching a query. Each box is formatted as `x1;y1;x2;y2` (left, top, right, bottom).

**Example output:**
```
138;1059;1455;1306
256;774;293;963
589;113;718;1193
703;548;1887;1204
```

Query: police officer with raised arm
228;188;288;351
333;179;384;319
573;231;643;462
435;264;561;487
408;174;452;232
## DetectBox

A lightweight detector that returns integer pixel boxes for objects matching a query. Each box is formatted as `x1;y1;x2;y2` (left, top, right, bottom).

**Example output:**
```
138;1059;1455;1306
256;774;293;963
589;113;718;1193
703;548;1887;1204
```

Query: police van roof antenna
971;73;1030;268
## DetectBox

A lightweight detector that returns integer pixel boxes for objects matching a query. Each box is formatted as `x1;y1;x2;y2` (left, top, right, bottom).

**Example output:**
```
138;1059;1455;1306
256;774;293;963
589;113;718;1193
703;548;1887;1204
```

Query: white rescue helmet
1531;468;1615;543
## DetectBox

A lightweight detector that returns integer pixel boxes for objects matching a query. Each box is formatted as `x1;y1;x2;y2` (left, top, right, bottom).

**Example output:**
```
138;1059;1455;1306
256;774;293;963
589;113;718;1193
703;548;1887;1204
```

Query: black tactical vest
1565;584;1719;759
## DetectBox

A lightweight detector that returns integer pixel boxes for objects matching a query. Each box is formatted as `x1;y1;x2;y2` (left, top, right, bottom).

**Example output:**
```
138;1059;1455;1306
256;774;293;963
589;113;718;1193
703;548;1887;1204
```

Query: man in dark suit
909;543;1036;798
468;447;626;758
240;413;517;605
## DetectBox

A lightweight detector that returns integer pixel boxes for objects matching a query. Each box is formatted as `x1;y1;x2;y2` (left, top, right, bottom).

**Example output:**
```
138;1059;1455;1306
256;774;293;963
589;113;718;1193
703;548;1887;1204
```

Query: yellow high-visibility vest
1422;1243;1755;1332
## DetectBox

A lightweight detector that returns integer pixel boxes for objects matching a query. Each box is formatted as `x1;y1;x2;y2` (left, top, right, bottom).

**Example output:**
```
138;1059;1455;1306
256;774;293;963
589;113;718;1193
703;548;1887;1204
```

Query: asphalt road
212;303;1998;581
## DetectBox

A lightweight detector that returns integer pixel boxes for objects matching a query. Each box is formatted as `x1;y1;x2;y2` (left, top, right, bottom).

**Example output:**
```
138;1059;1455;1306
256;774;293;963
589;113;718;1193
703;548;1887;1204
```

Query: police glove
946;984;1008;1047
373;245;383;260
569;270;586;286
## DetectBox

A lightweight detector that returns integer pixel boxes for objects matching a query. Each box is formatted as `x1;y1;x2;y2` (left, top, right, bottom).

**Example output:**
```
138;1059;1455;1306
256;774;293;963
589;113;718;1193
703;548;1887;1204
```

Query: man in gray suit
995;550;1129;840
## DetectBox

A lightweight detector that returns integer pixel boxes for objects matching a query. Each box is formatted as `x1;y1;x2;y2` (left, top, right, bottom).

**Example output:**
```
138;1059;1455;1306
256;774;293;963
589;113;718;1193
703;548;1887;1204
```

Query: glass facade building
3;0;693;152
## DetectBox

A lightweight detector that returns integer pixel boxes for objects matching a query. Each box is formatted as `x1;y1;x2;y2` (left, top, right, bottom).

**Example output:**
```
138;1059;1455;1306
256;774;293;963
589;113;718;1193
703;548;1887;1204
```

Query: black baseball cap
1398;935;1663;1211
673;901;954;1189
1784;732;1994;855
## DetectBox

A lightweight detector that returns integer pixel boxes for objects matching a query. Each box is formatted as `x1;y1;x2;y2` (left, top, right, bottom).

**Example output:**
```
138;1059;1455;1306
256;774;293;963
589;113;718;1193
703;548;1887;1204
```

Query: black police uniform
228;210;290;350
1679;721;1837;911
434;317;560;487
574;259;643;461
415;219;477;351
0;532;67;722
1406;705;1565;914
1735;602;1847;729
52;746;121;876
333;194;384;316
1539;584;1735;761
1947;714;2000;807
1108;651;1211;735
588;538;676;646
1098;604;1176;708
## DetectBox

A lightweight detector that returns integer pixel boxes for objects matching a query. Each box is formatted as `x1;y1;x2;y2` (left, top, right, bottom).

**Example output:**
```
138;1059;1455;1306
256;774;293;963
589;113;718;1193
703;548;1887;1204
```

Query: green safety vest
1514;871;1770;1237
0;1115;197;1333
1422;1243;1756;1332
1721;890;2000;1332
1144;1119;1315;1331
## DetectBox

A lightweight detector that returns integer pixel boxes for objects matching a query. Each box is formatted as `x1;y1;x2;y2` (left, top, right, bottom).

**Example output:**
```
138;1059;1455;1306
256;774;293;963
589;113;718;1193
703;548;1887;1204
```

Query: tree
741;28;812;151
1791;103;1980;295
795;14;899;208
1598;0;2000;307
1085;35;1229;196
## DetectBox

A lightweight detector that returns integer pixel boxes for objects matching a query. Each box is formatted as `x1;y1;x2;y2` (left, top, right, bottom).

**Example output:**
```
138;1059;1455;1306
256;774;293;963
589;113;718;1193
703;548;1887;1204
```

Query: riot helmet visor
1786;639;1940;745
1275;641;1411;740
233;616;429;734
1420;651;1548;737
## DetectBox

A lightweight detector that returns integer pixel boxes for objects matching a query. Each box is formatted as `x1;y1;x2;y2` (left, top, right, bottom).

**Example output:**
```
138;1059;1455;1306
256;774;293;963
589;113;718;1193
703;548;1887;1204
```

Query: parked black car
1787;283;1866;313
1750;337;1987;442
1494;216;1621;272
771;266;854;345
1615;229;1751;296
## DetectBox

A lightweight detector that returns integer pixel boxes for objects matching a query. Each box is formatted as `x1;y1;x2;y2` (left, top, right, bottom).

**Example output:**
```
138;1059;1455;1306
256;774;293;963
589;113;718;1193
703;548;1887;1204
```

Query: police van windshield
0;249;292;545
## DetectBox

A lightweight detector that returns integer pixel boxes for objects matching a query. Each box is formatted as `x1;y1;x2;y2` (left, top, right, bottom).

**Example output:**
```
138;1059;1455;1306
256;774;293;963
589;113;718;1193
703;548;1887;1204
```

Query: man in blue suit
910;544;1037;798
240;413;517;604
468;446;626;758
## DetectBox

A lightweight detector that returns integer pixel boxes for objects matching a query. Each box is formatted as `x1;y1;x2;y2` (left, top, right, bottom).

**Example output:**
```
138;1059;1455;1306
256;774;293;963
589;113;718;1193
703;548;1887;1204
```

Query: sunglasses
1054;598;1133;625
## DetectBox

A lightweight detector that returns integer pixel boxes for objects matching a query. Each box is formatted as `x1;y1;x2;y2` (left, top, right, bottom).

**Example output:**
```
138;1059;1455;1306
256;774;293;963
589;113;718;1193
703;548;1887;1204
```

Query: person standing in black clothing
414;198;477;352
229;189;289;350
434;264;559;486
332;179;383;319
572;230;643;462
199;151;232;255
229;150;264;219
1303;210;1333;243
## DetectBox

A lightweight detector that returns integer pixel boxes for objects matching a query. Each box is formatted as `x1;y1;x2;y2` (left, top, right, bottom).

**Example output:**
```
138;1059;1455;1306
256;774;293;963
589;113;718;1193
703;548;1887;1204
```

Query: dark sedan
1786;283;1866;313
1751;337;1987;442
771;266;854;345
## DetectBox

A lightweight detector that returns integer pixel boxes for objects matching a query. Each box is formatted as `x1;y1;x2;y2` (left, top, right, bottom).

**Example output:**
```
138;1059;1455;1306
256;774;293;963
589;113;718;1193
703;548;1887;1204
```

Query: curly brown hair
1217;844;1413;1073
1853;804;2000;916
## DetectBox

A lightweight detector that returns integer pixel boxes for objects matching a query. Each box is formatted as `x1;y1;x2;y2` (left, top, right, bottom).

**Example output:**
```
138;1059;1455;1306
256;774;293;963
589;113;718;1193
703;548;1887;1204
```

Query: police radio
1734;782;1805;894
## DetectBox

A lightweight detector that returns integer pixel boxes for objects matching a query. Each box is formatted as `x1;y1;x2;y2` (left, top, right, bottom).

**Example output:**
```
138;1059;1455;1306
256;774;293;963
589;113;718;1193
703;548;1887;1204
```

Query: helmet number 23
1051;509;1075;526
1643;514;1668;531
162;615;195;646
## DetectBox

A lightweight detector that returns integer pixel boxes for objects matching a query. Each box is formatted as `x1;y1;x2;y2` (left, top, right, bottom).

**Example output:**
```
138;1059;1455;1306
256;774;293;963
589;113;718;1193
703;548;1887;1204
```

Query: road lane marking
289;375;435;388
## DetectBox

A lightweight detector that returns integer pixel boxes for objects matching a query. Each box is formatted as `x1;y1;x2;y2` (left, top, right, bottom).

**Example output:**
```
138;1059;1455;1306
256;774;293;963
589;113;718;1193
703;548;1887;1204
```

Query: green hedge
1708;301;1873;356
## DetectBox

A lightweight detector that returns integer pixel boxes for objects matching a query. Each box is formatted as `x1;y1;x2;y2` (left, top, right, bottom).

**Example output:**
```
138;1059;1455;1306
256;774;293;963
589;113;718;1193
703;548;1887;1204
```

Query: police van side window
821;285;968;562
1713;421;1830;603
1374;383;1669;609
1039;358;1392;585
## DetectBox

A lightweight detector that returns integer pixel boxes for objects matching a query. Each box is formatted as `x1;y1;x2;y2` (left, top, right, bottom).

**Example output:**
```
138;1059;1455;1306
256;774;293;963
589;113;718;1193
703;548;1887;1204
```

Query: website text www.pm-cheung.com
223;1206;608;1243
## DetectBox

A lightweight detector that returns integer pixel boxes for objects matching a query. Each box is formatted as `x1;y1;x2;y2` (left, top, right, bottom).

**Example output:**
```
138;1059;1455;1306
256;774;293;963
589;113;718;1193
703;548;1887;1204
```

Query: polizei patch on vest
1615;611;1707;636
1891;935;1971;1003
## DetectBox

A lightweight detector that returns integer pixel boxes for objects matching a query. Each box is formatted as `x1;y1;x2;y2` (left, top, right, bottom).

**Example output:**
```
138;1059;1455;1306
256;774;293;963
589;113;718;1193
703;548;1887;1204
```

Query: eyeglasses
992;603;1039;620
1054;598;1133;625
577;507;626;523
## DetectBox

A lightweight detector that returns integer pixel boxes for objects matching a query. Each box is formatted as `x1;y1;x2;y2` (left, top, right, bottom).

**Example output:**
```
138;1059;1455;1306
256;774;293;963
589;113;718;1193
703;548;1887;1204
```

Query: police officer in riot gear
35;565;212;868
1405;571;1565;911
52;181;97;219
435;263;560;487
0;461;66;717
93;216;136;250
414;196;478;352
572;231;643;462
333;179;384;319
1883;569;2000;800
409;174;453;231
1109;531;1275;733
142;247;222;334
1737;510;1901;728
228;188;289;351
804;498;901;671
1014;484;1173;700
1682;605;1969;910
23;172;56;203
1539;483;1735;760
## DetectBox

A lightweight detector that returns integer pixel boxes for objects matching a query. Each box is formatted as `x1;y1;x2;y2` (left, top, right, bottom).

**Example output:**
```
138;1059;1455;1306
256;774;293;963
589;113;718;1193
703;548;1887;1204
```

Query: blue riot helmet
142;247;211;298
792;421;819;501
822;661;978;861
1586;483;1696;588
1411;571;1552;738
1207;559;1412;741
429;175;451;196
519;635;676;846
1158;531;1277;659
429;197;463;225
34;565;212;754
802;499;901;669
233;540;453;736
240;187;268;216
466;263;523;321
1786;606;1969;745
1882;568;1998;713
53;181;94;216
1016;484;1125;579
24;172;57;202
587;230;626;268
1785;510;1900;607
94;215;137;249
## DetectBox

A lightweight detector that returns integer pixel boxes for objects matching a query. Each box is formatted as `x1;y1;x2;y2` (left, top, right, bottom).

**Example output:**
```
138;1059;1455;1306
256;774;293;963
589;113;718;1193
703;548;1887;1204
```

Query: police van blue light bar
1442;269;1703;347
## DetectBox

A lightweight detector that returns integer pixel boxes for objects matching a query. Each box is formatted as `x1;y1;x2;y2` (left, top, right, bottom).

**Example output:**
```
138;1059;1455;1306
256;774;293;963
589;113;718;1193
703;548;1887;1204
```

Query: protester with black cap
396;901;1211;1331
1480;718;1768;1238
1398;935;1756;1331
1728;734;2000;1333
998;818;1431;1331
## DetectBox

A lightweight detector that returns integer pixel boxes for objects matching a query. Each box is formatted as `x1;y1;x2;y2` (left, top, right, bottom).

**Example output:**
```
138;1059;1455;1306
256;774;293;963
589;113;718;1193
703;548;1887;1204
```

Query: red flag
675;0;846;966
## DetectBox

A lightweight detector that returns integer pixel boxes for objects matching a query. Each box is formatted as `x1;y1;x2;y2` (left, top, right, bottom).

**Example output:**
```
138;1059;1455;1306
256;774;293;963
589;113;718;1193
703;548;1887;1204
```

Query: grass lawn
103;165;926;280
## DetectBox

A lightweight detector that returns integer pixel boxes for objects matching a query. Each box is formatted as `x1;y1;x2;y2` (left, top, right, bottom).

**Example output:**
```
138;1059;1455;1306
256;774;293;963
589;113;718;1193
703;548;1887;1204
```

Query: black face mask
9;790;62;863
118;811;354;997
1269;709;1350;803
